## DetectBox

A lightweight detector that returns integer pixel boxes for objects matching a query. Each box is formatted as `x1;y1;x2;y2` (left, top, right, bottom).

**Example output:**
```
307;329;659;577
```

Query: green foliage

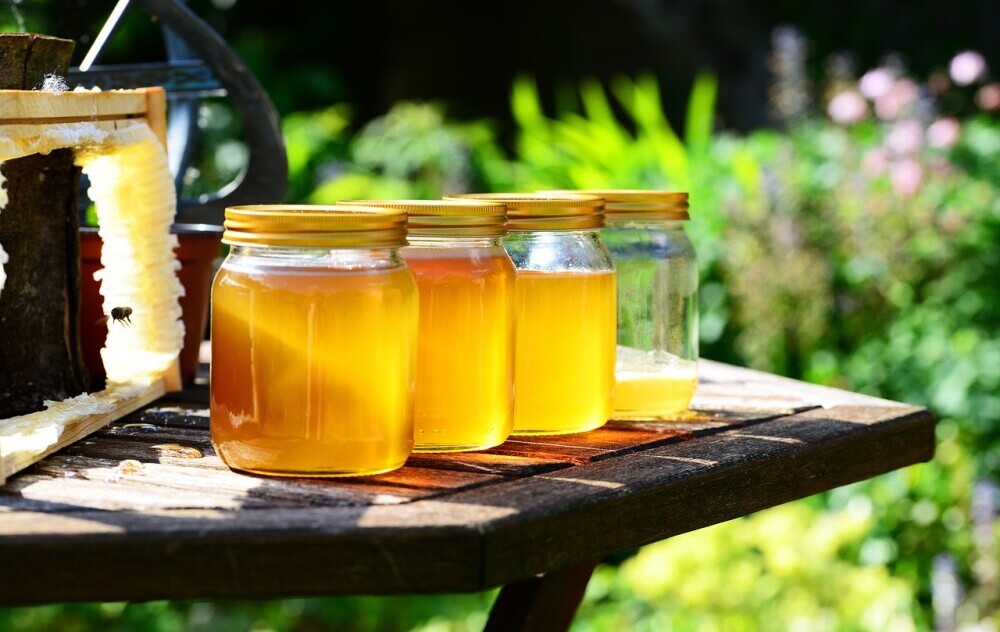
684;73;718;157
575;501;919;632
267;68;1000;630
282;104;352;202
4;34;1000;628
503;74;691;192
0;594;496;632
282;102;500;204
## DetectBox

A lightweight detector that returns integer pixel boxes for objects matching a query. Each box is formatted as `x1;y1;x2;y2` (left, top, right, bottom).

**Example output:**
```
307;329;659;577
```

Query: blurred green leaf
684;72;717;157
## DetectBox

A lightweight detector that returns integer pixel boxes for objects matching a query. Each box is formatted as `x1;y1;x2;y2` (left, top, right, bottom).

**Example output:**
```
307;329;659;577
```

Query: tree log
0;34;87;419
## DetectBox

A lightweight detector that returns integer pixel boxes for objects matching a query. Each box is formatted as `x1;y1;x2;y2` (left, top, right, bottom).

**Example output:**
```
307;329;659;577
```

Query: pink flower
976;83;1000;112
863;148;889;176
928;156;954;178
926;118;961;148
950;50;988;86
859;68;895;100
886;119;925;155
874;78;918;120
890;158;923;197
828;90;868;124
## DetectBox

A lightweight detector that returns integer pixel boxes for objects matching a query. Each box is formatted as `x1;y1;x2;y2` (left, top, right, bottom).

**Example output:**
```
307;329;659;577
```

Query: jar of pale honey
341;199;515;452
447;193;616;435
548;190;698;418
210;205;418;477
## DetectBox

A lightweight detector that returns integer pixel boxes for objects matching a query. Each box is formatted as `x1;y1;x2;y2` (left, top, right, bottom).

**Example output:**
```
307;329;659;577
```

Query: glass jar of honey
342;199;515;452
447;193;616;436
552;190;698;419
210;205;418;477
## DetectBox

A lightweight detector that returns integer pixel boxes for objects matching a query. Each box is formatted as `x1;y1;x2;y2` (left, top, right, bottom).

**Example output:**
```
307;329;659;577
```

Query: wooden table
0;360;934;631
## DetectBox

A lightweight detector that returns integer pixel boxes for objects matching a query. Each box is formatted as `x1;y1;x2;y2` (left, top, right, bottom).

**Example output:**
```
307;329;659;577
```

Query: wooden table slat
0;361;935;605
472;405;933;586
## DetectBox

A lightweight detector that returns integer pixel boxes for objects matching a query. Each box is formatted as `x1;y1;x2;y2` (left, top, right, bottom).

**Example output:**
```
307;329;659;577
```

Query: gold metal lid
541;189;689;221
445;193;604;231
339;199;508;237
223;205;408;248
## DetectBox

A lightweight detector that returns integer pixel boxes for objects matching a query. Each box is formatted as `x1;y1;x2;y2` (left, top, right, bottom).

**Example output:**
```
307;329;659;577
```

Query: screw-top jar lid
446;193;604;231
223;205;408;248
339;199;507;237
541;189;689;221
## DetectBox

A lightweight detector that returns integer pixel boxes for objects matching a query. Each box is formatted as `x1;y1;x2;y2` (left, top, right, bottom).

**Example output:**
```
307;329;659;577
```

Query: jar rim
223;204;408;248
445;193;605;230
339;199;508;237
540;189;690;221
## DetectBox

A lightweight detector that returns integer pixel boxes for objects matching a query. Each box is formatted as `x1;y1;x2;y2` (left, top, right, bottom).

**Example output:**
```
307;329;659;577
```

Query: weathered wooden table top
0;360;934;605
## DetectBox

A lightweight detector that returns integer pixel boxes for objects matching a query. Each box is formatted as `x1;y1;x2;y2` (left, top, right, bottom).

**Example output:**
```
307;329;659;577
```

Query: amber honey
512;270;617;435
402;246;515;451
614;365;698;419
211;261;417;477
559;189;700;422
442;193;614;435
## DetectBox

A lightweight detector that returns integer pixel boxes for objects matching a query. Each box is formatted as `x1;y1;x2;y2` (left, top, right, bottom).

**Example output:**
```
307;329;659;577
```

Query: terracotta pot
80;224;223;387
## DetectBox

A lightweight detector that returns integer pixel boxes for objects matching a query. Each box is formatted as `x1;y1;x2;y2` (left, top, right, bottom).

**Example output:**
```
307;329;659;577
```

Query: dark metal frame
68;0;287;224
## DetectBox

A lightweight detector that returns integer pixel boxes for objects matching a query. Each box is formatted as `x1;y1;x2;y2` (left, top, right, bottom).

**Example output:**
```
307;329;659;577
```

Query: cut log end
0;33;84;419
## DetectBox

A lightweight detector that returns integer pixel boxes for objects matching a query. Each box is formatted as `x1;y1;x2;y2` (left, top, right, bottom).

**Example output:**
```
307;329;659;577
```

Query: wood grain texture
0;362;935;604
0;509;487;601
0;380;167;484
0;90;151;123
3;428;502;513
19;36;75;91
143;87;168;149
692;359;902;409
0;34;33;89
0;34;83;421
473;405;934;587
0;34;74;90
0;151;85;417
0;63;176;481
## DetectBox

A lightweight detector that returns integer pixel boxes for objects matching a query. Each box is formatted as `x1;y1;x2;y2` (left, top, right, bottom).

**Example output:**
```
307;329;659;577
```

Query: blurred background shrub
264;51;998;630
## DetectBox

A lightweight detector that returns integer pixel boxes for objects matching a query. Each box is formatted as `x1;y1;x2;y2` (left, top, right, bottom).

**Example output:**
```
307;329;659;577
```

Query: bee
109;306;133;326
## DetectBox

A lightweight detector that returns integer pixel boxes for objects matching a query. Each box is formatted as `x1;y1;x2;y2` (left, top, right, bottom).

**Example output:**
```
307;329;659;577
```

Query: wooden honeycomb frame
0;88;182;484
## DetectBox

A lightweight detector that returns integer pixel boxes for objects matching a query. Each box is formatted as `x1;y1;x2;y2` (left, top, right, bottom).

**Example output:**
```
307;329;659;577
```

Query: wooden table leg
484;561;598;632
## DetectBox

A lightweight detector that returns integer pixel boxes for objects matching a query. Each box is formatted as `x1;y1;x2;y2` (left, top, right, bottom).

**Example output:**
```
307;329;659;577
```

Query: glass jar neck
503;228;614;272
506;228;604;238
227;244;404;270
605;218;688;230
405;235;506;249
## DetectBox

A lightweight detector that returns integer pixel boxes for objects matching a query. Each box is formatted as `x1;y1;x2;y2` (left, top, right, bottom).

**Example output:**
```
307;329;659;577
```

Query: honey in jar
448;193;616;435
547;190;699;418
512;269;616;433
342;200;515;452
210;205;418;476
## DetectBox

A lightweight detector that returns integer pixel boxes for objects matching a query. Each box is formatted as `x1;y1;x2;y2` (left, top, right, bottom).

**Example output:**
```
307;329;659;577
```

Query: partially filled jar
448;193;616;435
210;205;418;476
551;190;698;418
342;199;515;452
